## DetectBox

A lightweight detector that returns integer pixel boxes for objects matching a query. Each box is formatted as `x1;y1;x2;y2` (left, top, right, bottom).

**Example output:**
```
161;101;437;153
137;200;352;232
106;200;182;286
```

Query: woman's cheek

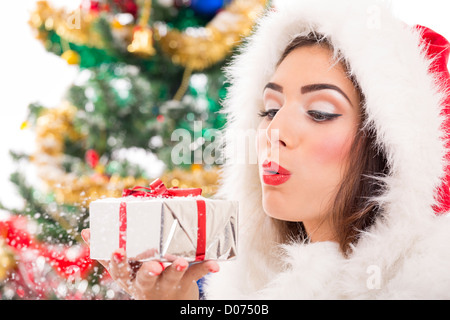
310;132;353;165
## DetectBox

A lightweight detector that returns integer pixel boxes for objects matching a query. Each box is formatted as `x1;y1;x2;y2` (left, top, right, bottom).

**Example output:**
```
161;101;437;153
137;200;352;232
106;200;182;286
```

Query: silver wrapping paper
89;196;238;262
160;198;238;261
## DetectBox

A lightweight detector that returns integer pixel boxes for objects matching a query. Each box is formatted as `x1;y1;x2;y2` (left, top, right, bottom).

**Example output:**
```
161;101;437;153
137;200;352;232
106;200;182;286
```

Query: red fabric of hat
415;25;450;214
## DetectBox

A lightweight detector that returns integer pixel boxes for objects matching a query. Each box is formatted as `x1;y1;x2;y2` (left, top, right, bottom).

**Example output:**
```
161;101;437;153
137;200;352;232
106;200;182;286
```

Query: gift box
89;179;238;262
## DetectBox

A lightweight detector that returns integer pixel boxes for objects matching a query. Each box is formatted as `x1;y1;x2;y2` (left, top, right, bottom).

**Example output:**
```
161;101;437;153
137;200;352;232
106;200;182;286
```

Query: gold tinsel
160;165;221;197
29;1;105;49
154;0;267;71
29;0;268;71
31;104;221;206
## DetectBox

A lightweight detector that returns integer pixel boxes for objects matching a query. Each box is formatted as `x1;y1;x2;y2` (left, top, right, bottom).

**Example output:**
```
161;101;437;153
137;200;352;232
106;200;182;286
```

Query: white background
0;0;449;210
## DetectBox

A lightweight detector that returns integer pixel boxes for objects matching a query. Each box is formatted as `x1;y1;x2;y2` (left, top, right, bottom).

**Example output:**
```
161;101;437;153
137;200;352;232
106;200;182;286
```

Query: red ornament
113;0;138;18
89;0;100;12
85;149;100;169
156;114;165;123
83;0;111;14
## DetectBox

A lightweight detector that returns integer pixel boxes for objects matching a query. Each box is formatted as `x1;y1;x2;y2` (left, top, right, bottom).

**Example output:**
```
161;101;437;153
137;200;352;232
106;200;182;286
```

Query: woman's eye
258;109;342;122
258;109;279;120
307;110;342;122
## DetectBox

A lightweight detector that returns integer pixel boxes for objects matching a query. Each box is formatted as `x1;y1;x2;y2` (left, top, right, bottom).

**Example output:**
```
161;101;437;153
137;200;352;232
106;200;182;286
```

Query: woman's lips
262;160;291;186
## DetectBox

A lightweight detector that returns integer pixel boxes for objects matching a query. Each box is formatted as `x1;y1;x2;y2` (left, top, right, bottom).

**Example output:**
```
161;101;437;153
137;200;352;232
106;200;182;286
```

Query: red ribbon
119;202;127;251
119;178;206;260
122;178;202;198
195;200;206;261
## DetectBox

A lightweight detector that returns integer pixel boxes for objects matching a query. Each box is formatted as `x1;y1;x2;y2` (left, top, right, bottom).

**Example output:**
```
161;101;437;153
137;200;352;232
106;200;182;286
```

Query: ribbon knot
122;178;202;198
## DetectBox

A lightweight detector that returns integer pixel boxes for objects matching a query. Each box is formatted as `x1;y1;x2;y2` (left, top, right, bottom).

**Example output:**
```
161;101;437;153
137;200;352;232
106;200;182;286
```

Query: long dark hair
273;33;390;256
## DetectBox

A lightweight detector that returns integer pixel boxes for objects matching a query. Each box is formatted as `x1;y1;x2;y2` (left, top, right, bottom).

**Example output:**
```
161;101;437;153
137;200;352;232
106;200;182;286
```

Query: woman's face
257;45;361;236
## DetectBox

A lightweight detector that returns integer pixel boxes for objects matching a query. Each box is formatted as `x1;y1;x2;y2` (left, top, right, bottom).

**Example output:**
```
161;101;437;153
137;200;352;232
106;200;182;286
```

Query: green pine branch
3;171;84;245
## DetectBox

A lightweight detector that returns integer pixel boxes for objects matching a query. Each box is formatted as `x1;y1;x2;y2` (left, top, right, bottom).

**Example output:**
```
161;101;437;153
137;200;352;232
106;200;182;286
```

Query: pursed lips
262;159;291;175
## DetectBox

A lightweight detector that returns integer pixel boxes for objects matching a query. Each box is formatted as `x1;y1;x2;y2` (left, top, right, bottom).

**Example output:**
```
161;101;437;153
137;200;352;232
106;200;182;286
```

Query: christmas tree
0;0;268;299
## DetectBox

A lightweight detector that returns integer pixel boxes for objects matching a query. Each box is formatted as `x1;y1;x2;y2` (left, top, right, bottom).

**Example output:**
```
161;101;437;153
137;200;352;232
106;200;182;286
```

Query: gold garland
29;104;221;206
29;1;105;48
154;0;267;71
29;0;268;71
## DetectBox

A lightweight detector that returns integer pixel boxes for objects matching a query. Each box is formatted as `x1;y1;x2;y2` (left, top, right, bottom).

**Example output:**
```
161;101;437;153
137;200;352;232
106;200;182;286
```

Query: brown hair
273;33;389;256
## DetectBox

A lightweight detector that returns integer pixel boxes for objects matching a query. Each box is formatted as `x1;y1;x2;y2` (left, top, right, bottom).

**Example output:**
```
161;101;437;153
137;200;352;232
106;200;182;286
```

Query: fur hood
204;0;450;299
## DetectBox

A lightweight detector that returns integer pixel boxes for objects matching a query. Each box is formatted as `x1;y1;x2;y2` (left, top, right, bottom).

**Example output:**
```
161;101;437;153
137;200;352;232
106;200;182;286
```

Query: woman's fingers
133;248;159;261
157;258;189;292
183;260;219;282
81;228;110;271
132;258;189;299
81;228;90;245
133;261;164;299
108;248;134;294
133;258;217;300
80;228;216;299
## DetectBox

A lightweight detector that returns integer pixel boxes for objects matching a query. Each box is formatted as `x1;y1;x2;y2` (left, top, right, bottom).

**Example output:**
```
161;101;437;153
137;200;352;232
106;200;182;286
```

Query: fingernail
159;262;166;271
113;251;125;263
81;229;88;242
208;265;219;273
150;267;162;277
176;264;187;272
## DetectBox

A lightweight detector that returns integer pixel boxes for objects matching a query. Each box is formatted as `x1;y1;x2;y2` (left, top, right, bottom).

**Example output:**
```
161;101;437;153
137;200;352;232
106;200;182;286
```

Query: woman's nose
266;126;286;148
265;107;296;149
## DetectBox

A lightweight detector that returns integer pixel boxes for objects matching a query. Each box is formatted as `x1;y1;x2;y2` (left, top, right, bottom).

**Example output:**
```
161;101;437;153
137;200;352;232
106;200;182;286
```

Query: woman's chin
262;192;319;222
262;198;297;222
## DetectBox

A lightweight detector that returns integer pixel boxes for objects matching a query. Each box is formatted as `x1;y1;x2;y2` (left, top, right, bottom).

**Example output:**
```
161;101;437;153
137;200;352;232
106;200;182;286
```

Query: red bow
122;178;202;198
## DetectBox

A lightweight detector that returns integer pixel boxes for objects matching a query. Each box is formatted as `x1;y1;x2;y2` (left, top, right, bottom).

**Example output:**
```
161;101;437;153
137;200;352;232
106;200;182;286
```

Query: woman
83;0;450;299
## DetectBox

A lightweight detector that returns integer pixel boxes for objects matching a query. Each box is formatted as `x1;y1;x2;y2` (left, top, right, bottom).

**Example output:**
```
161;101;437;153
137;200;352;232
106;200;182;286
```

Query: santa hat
417;25;450;214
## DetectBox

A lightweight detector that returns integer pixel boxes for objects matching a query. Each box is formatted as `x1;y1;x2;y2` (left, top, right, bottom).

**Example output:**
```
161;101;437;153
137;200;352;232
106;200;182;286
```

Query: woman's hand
81;229;219;300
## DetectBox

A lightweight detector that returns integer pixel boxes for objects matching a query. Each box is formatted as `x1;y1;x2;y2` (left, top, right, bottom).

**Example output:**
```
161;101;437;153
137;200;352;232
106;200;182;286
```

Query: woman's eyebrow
301;83;353;106
264;82;353;107
264;82;283;93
